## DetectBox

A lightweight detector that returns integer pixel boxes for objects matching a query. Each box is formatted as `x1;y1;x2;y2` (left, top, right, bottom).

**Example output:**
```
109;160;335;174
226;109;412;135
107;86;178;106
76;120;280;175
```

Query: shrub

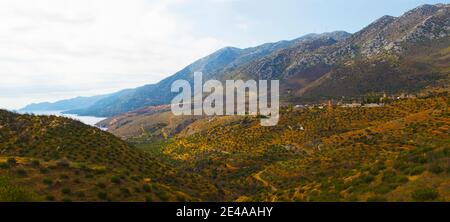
62;197;72;202
59;174;69;180
76;191;85;198
111;176;121;184
31;160;40;167
61;188;71;195
145;195;153;202
45;195;55;201
43;178;53;186
142;184;152;192
85;173;93;178
176;195;187;202
374;184;394;194
133;187;142;193
411;188;439;202
0;177;37;202
393;161;408;171
407;166;425;175
157;191;170;201
96;182;106;189
16;169;27;177
382;171;408;184
97;192;108;200
7;158;17;166
56;160;70;168
39;167;50;174
0;163;10;169
367;196;388;202
429;164;443;174
120;188;130;196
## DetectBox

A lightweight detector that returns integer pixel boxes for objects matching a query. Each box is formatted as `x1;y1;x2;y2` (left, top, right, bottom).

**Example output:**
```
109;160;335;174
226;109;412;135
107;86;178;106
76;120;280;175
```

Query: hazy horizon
0;0;447;110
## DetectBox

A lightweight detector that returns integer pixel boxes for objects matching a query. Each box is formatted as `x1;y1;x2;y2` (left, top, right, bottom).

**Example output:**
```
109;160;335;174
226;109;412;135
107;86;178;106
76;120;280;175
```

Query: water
18;110;106;127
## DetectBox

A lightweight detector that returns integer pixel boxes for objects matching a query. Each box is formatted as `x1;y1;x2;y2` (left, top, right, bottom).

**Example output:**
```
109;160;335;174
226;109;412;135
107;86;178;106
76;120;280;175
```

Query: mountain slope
22;4;449;118
72;4;449;117
230;4;449;102
0;110;217;201
20;95;108;112
65;31;351;117
155;91;450;201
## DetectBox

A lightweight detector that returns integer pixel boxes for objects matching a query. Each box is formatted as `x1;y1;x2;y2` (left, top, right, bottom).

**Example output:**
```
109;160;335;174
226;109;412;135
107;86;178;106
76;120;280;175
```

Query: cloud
0;0;227;109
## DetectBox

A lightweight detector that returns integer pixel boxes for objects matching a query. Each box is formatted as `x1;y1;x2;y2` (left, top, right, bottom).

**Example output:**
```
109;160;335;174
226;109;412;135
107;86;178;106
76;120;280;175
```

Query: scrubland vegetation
1;90;449;202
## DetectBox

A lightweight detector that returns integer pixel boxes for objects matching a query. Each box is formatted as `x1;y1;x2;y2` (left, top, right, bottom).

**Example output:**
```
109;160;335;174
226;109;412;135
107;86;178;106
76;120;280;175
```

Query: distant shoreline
16;110;107;129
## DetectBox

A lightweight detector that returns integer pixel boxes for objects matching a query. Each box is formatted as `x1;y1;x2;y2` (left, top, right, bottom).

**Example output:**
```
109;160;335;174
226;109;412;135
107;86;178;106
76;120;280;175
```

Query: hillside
19;95;108;112
64;31;351;117
232;4;450;102
132;90;450;202
0;110;216;201
2;90;450;202
5;3;450;202
46;4;450;117
95;104;201;141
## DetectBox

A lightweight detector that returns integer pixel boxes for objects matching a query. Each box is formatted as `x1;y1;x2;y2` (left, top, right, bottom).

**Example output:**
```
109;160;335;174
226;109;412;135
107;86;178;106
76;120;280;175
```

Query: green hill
0;110;216;201
116;90;450;202
1;90;449;202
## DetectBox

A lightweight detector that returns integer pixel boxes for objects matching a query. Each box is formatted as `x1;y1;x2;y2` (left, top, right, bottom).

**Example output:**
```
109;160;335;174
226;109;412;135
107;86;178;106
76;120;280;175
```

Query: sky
0;0;447;110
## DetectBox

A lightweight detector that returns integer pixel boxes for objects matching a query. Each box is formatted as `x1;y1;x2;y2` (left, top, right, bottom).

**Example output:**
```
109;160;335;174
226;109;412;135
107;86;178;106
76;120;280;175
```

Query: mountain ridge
20;3;450;118
20;31;351;117
19;95;108;112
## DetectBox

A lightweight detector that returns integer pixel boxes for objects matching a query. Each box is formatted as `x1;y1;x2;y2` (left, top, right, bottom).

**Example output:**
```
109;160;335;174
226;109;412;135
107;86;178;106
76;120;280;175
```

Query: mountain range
61;31;352;117
21;4;449;118
20;95;108;112
3;3;450;202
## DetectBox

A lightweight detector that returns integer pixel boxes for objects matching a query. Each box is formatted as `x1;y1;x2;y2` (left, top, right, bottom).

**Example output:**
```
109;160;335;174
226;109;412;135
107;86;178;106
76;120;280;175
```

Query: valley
1;3;449;202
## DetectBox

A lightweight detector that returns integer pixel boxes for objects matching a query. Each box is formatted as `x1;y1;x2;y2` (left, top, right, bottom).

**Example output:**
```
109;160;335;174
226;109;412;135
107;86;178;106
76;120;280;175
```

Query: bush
142;184;152;192
61;188;71;195
393;161;408;171
0;177;37;202
7;158;17;166
45;195;55;201
62;197;72;202
39;167;50;174
176;195;187;202
367;196;388;202
43;178;53;186
56;160;70;168
59;174;69;180
133;187;142;193
157;191;170;201
407;166;425;175
96;182;106;189
0;163;9;169
31;160;40;167
374;184;395;194
429;165;443;174
145;195;153;202
16;169;27;177
85;173;93;178
111;176;121;184
97;192;108;200
411;188;439;202
120;188;130;196
382;171;408;184
75;191;85;198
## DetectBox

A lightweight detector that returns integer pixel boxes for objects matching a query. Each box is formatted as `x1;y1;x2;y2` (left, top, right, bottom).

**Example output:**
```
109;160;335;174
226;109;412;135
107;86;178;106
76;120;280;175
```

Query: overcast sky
0;0;447;109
